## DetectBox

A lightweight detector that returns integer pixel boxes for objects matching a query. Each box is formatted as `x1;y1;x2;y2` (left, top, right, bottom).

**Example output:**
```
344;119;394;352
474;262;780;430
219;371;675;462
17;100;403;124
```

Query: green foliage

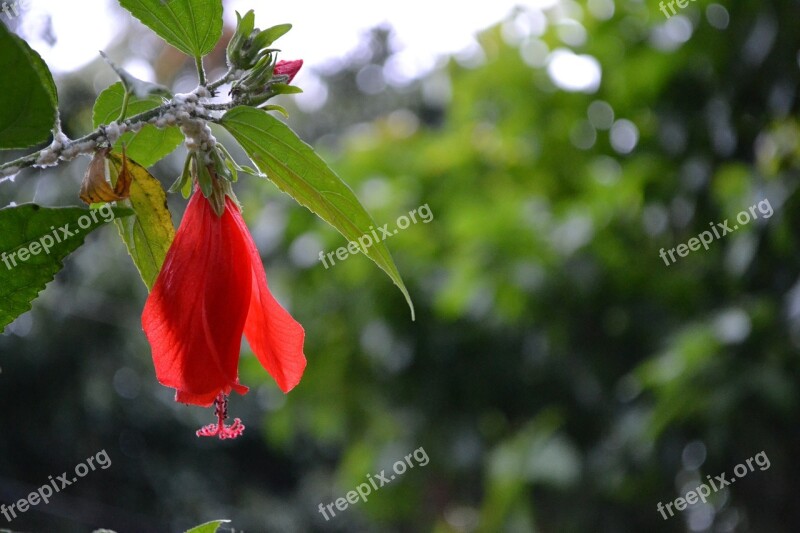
92;82;183;168
117;0;223;58
221;106;414;318
108;153;175;290
254;23;292;48
5;1;800;532
0;22;58;149
269;83;303;95
183;520;230;533
250;3;800;531
0;205;131;330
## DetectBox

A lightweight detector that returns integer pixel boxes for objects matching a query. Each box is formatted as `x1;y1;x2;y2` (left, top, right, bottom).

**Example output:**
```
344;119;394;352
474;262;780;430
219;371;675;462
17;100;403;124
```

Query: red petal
142;192;252;406
274;59;303;84
228;202;307;393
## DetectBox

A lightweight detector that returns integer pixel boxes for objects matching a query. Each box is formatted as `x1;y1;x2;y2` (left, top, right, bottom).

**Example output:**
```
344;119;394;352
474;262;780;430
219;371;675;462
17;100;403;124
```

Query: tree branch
0;69;243;178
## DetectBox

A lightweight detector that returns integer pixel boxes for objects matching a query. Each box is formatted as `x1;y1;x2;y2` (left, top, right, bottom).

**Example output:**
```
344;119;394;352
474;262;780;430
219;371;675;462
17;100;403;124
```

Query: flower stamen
196;393;245;439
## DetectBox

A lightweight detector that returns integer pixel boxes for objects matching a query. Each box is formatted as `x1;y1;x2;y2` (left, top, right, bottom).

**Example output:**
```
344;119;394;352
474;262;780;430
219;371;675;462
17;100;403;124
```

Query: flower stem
195;56;207;86
117;90;131;122
207;67;238;92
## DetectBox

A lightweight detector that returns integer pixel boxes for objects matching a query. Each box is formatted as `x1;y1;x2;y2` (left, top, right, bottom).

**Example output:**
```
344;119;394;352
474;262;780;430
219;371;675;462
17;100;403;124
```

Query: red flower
142;191;305;439
274;59;303;84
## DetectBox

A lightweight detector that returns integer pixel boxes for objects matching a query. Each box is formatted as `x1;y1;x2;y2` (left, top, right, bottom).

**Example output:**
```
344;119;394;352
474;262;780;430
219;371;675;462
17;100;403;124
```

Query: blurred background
2;0;800;531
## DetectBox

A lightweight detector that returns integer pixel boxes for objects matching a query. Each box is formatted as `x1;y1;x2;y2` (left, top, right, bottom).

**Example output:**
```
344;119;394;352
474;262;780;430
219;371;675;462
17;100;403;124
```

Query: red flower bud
274;59;303;84
142;191;306;438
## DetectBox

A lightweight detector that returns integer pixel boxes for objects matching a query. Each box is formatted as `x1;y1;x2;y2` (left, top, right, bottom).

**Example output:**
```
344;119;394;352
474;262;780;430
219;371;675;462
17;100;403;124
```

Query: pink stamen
196;393;245;439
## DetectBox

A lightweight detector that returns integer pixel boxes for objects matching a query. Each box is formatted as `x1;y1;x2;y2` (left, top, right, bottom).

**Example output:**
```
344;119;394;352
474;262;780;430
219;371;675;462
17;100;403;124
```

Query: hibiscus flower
142;190;306;439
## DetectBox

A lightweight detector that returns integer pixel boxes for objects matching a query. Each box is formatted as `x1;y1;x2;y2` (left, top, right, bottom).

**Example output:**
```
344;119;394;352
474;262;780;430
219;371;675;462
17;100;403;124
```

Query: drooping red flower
274;59;303;84
142;190;305;439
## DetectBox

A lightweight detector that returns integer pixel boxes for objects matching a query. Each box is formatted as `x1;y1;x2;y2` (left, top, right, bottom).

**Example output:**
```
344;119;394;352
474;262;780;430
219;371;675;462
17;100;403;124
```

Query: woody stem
0;69;242;178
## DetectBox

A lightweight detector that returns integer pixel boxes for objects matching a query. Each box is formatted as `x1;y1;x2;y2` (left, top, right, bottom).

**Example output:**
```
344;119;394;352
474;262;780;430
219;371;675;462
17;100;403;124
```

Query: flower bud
226;10;256;69
274;59;303;84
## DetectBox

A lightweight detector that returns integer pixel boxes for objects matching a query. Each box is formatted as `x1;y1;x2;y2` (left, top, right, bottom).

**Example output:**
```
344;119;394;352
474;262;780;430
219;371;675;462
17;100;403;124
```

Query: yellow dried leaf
79;147;132;204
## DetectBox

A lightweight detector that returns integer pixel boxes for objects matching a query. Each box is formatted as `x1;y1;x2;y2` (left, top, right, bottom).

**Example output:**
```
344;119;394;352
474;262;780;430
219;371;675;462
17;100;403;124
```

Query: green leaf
93;82;183;168
220;106;415;319
0;23;58;149
169;153;193;193
235;10;255;38
260;104;289;118
0;204;133;331
100;51;171;99
184;520;230;533
118;0;223;58
196;153;213;197
251;23;292;49
270;83;303;95
108;153;175;290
